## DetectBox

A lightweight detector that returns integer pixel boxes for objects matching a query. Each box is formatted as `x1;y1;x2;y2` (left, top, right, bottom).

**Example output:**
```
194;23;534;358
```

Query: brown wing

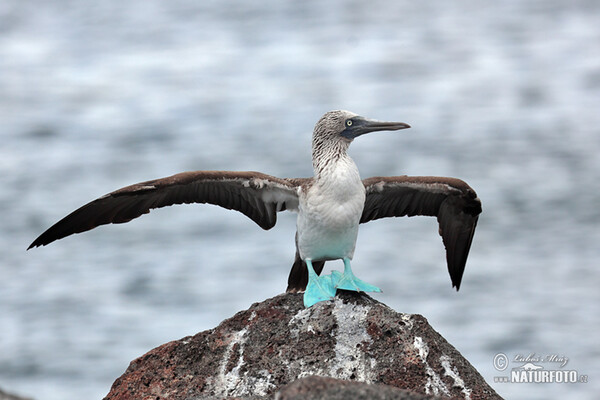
28;171;301;249
361;176;482;290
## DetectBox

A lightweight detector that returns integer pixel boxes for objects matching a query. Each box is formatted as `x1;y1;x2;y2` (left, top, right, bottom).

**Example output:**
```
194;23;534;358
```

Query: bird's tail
286;251;325;293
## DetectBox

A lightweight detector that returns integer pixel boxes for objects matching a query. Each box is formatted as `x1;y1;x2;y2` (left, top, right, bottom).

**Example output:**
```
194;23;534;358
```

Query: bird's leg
303;259;336;307
332;257;382;293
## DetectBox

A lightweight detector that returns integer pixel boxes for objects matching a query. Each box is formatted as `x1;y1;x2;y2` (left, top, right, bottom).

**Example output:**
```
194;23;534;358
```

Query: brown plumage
29;171;480;292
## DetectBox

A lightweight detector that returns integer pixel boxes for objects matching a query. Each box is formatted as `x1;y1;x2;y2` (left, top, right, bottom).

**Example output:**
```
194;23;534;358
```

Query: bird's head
311;110;411;174
314;110;410;147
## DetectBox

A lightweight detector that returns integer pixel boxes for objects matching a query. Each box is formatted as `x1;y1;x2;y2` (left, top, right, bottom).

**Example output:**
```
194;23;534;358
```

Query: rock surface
104;291;502;400
274;376;440;400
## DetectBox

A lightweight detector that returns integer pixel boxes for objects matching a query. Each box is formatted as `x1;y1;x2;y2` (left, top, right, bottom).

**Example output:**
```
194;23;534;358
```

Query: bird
28;110;482;307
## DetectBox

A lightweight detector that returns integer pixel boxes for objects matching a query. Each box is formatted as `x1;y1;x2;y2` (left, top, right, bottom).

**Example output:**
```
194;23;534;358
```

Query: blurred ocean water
1;1;599;399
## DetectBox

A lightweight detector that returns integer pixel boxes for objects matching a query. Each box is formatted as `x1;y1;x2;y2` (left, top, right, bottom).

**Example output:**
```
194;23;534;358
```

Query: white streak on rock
286;306;328;379
238;369;276;397
211;327;275;397
413;336;450;397
288;306;314;338
330;297;375;382
212;327;248;396
440;355;472;400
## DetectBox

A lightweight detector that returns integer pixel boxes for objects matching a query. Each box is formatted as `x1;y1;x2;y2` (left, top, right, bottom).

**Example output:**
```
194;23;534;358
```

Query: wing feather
361;176;481;290
28;171;300;249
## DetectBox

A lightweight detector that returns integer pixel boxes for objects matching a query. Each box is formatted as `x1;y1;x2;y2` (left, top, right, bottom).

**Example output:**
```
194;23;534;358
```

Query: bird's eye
346;120;353;127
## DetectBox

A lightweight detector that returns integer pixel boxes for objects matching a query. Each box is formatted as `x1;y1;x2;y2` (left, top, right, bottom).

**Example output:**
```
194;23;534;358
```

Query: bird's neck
312;140;360;185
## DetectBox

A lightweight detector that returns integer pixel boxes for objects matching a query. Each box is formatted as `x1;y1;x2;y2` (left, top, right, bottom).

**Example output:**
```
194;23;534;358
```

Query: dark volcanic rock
275;376;440;400
104;291;502;400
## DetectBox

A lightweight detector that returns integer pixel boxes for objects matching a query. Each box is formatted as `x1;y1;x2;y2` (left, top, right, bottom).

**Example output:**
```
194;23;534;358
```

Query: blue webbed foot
332;258;382;293
303;258;336;307
304;273;336;307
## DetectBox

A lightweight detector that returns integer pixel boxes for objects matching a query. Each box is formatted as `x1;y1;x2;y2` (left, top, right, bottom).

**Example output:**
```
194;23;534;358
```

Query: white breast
296;156;365;261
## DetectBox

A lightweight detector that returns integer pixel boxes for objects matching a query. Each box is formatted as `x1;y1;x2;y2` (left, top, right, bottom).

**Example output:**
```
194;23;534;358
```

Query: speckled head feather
313;110;359;142
311;110;358;174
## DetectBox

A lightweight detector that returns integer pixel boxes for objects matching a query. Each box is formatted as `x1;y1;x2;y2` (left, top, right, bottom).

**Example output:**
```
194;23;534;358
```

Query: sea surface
1;1;599;399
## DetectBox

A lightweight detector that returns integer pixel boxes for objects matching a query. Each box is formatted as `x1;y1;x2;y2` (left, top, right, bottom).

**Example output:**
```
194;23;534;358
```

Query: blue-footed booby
28;110;482;307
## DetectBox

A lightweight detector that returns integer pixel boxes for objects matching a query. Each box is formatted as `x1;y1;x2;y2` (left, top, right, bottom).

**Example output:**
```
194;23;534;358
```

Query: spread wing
361;176;482;290
28;171;302;249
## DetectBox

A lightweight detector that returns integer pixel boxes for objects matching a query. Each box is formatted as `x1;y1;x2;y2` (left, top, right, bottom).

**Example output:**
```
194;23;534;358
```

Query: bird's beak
341;117;411;139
